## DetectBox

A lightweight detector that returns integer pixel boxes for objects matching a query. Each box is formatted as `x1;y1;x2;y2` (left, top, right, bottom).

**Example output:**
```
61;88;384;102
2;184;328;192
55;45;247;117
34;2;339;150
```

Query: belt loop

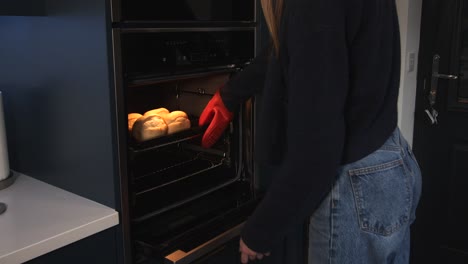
396;127;406;157
398;127;403;146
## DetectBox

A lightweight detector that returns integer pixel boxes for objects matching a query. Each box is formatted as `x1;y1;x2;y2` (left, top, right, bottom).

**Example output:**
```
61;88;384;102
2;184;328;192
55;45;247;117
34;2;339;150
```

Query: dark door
412;0;468;263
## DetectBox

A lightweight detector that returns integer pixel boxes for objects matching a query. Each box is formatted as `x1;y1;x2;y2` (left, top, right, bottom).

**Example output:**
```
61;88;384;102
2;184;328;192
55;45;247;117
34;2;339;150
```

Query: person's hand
198;90;234;148
239;238;271;263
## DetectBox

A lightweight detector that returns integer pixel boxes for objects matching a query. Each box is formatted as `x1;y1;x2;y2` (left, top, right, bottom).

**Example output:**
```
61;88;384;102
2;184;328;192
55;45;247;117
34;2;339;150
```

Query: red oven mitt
199;90;234;148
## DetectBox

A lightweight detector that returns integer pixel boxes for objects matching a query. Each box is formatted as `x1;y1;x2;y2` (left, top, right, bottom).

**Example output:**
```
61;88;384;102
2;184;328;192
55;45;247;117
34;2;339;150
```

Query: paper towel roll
0;92;10;181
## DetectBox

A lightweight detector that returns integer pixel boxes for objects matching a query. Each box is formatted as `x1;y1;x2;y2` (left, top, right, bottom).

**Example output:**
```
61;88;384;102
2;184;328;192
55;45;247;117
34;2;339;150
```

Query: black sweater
220;0;401;253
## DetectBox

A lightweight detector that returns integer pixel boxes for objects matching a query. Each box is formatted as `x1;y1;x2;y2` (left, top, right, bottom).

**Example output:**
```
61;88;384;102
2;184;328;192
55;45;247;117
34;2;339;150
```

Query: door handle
164;223;244;264
433;73;458;80
429;54;459;107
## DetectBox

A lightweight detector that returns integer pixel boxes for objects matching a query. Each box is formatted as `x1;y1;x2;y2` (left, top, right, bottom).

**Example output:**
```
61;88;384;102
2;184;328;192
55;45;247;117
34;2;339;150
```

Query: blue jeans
308;128;422;264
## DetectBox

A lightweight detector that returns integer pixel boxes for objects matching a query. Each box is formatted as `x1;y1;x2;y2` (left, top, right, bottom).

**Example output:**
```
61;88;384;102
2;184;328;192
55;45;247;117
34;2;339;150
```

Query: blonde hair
260;0;284;56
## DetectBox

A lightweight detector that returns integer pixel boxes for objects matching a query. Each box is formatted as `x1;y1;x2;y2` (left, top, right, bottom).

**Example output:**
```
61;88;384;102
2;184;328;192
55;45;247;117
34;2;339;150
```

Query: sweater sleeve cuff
219;85;241;113
240;219;274;253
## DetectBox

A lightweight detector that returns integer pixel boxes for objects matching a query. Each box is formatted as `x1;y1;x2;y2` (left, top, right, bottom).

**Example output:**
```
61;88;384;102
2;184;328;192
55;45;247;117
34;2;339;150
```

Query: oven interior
124;72;257;262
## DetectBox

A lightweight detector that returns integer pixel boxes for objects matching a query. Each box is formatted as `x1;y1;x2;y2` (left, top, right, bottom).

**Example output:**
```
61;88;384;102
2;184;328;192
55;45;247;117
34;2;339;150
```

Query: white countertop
0;173;119;264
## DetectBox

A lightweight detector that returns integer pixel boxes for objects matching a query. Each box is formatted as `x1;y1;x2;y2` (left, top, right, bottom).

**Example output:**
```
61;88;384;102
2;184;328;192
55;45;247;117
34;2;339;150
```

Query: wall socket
407;51;416;73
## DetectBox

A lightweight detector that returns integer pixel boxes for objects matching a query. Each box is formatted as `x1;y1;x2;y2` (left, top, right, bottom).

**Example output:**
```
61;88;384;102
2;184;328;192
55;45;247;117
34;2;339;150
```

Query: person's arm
240;0;360;253
199;44;272;148
220;45;272;112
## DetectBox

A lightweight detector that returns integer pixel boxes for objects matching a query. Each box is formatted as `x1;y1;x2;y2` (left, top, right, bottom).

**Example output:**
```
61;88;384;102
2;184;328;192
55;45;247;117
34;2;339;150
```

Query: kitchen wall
0;1;121;263
0;0;117;208
396;0;423;147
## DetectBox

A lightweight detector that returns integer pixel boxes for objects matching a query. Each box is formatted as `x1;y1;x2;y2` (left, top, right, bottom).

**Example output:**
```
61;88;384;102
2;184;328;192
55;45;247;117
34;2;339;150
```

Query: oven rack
132;161;240;222
126;66;239;88
133;152;224;194
134;197;258;258
129;123;205;154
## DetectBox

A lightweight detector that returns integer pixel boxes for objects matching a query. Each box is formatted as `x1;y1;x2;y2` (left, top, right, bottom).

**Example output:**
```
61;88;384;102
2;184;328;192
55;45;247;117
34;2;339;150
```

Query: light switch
407;51;416;73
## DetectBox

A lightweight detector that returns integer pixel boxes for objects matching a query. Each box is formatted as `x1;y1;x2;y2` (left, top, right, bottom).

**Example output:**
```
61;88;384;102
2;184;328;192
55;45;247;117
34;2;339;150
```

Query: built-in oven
111;18;262;263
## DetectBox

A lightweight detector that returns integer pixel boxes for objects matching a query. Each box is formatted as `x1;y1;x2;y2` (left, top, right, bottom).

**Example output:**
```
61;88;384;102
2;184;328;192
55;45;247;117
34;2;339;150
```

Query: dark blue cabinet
0;0;45;16
0;0;122;263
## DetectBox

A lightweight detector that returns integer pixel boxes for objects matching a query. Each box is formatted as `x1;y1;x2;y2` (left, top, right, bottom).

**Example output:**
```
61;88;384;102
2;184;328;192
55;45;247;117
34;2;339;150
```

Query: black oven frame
111;28;262;264
110;0;258;28
109;0;267;261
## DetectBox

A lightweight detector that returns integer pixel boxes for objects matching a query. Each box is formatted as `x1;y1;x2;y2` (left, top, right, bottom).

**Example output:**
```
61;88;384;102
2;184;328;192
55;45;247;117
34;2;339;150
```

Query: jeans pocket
349;158;412;236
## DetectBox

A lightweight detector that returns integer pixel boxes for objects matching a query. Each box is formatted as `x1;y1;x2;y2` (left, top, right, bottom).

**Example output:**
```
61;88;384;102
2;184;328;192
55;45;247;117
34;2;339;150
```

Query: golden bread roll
128;113;142;132
144;108;170;117
132;114;168;142
163;111;191;134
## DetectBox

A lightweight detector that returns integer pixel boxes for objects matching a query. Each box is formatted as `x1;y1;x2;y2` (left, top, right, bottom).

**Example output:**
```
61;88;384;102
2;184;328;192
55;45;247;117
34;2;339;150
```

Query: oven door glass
133;182;257;264
118;0;255;23
121;29;255;82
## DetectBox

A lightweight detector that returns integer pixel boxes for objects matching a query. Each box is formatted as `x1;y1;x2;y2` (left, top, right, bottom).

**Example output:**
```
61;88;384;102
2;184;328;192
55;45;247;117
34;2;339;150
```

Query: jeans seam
348;159;404;176
349;173;366;236
329;196;334;264
379;145;401;152
329;182;338;264
402;149;419;223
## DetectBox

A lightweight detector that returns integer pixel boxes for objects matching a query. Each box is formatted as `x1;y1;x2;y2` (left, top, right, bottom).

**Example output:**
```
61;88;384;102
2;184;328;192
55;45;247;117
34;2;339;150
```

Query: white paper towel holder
0;91;14;191
0;170;17;191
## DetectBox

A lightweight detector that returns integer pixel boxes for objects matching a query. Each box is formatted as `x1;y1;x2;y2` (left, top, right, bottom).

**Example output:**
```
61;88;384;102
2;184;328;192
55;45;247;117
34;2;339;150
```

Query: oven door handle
164;223;244;264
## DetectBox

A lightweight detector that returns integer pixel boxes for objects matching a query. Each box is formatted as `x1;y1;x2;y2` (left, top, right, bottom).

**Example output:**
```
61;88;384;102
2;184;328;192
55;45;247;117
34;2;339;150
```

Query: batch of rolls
128;108;191;142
